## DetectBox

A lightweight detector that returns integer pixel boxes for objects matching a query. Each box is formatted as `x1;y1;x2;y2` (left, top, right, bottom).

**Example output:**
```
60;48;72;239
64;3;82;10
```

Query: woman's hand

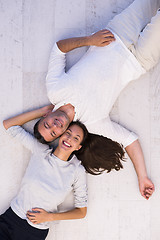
26;207;87;224
26;208;53;224
88;29;115;47
138;176;155;200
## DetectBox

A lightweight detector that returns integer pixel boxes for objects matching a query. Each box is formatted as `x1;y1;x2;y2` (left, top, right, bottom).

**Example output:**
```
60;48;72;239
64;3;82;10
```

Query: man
33;0;160;199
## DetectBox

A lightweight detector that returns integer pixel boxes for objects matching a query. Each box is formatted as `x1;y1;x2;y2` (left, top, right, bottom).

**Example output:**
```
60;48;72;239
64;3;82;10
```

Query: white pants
107;0;160;71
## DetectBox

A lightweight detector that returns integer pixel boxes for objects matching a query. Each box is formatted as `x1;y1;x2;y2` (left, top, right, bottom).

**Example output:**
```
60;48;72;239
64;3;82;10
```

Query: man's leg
133;10;160;71
107;0;160;50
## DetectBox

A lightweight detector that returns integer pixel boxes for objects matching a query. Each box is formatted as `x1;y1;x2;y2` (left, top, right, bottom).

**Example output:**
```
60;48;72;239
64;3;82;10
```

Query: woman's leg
0;208;49;240
133;10;160;71
107;0;160;50
0;222;11;240
0;210;12;240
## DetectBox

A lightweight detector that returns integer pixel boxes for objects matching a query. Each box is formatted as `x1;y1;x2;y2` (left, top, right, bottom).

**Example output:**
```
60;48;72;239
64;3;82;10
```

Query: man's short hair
34;119;50;144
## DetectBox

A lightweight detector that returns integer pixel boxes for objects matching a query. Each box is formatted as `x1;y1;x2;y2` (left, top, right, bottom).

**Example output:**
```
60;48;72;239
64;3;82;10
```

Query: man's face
38;110;70;142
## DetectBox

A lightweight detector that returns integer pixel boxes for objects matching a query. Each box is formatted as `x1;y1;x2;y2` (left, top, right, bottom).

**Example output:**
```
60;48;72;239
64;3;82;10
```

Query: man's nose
54;121;61;128
50;122;58;128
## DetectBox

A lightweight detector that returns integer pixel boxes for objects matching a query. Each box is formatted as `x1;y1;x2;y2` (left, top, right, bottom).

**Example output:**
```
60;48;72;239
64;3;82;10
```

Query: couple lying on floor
1;0;160;239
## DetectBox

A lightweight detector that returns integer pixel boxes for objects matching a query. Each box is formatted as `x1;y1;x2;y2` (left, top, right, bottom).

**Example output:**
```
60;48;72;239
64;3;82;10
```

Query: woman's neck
53;147;71;161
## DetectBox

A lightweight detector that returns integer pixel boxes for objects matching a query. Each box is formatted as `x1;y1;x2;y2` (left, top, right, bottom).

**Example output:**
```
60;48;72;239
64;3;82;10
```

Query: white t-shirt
46;34;146;147
6;126;87;230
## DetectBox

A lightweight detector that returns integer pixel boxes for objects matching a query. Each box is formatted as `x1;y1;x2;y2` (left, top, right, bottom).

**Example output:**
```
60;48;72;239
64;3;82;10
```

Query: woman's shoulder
70;155;86;173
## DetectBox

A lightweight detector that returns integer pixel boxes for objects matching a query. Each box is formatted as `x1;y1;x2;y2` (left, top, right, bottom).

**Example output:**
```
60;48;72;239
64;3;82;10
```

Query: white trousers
107;0;160;71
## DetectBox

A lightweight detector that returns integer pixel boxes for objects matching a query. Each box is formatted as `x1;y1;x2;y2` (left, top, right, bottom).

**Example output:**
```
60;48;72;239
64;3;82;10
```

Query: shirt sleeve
46;43;69;104
88;117;138;148
72;164;88;208
6;126;49;154
102;118;138;148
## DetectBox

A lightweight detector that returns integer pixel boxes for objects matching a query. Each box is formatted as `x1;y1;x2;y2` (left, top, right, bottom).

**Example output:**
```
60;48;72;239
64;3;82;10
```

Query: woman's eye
74;137;78;141
66;132;70;136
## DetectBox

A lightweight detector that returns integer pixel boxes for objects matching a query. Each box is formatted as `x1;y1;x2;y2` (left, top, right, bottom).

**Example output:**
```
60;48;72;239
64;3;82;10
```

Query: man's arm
26;207;87;224
57;29;115;53
46;29;115;104
3;105;54;153
125;140;154;200
3;104;54;130
101;119;154;200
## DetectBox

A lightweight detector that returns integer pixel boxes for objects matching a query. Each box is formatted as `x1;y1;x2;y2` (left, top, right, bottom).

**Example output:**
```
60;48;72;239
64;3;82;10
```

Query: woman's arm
125;140;154;200
26;207;87;224
3;104;54;130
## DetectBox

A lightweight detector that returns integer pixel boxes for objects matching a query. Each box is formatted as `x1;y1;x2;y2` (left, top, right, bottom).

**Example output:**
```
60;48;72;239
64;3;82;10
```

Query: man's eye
51;131;56;137
44;123;50;129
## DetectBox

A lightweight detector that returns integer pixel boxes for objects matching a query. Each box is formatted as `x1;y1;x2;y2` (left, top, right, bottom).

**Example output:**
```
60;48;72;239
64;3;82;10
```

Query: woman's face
58;124;84;153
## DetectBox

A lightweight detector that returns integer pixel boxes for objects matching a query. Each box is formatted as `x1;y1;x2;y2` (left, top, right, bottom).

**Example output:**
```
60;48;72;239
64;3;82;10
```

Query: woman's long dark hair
34;118;125;175
76;133;125;175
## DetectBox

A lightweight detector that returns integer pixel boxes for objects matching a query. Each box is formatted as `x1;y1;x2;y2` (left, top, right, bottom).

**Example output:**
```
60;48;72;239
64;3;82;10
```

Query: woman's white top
46;34;146;147
6;126;87;229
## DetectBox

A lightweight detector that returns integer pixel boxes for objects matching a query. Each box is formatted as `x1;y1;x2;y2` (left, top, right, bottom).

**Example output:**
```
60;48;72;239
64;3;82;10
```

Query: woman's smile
62;140;71;148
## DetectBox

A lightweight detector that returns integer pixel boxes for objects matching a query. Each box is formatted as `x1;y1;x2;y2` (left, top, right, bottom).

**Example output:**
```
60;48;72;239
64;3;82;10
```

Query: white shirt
6;126;87;230
46;34;146;147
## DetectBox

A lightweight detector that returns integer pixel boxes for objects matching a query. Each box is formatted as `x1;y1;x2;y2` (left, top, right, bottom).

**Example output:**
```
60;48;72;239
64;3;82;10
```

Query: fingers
100;39;114;46
142;187;154;200
99;29;115;38
99;30;115;40
139;177;155;200
141;191;150;200
100;29;114;35
90;29;115;47
27;212;35;217
26;212;37;224
26;209;43;224
48;104;55;110
32;208;41;212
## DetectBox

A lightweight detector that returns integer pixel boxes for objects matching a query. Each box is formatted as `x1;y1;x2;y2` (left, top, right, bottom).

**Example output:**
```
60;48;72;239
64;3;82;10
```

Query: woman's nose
67;135;72;141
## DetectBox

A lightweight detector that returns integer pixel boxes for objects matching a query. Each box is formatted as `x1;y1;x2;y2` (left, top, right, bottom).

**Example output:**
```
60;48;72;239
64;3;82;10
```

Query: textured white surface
0;0;160;239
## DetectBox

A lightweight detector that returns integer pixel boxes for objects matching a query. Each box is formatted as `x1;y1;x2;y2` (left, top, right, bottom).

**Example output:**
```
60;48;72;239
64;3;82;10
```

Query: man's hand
88;29;115;47
26;208;53;224
138;176;155;200
125;140;155;200
40;104;55;117
57;29;115;53
3;104;55;130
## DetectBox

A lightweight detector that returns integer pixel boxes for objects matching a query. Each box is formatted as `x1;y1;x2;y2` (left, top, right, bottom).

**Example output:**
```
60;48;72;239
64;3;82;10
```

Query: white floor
0;0;160;239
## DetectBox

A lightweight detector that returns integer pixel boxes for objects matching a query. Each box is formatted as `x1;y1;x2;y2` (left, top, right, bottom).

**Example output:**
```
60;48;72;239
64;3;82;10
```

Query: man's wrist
32;108;44;118
83;35;92;46
138;174;148;182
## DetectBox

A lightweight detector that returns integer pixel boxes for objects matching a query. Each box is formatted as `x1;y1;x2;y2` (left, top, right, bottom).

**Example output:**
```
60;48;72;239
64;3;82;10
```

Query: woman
1;105;88;240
